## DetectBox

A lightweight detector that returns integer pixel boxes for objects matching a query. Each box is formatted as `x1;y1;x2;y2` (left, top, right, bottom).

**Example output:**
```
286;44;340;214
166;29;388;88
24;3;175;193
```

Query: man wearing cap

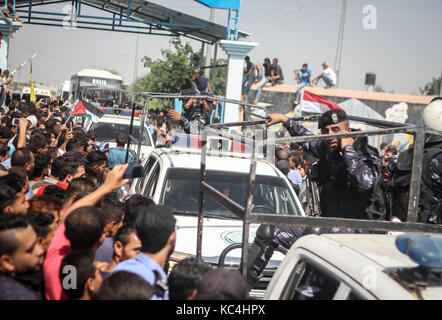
312;62;337;88
266;110;385;220
245;110;385;286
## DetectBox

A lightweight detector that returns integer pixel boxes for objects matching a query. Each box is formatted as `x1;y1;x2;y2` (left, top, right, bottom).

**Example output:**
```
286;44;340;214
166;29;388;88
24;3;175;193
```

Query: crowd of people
0;54;440;300
0;92;253;300
240;56;337;105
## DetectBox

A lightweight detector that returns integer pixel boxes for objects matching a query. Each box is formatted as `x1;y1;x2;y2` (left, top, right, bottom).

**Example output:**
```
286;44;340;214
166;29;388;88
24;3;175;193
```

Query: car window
161;168;300;218
136;156;157;193
144;163;160;198
281;260;340;300
90;122;151;146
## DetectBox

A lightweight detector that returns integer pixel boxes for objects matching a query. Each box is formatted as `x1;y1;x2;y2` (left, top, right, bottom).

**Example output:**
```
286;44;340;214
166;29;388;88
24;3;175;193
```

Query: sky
7;0;442;95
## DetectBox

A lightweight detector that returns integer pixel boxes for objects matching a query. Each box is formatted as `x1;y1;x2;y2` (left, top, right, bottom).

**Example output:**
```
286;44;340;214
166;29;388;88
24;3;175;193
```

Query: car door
273;252;375;300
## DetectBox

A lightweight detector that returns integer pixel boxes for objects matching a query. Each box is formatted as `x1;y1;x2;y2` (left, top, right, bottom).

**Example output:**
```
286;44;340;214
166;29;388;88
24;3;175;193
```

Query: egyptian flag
70;100;104;123
299;90;343;114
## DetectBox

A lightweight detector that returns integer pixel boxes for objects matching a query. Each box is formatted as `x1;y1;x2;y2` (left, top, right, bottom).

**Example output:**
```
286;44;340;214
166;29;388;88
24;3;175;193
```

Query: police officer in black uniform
245;109;386;286
388;97;442;224
267;109;385;220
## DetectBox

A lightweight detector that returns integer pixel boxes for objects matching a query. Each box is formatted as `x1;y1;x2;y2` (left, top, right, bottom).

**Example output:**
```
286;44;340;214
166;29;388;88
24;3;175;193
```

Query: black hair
135;205;176;254
66;177;96;200
58;157;85;181
49;157;63;179
28;133;50;155
0;143;10;158
380;143;388;150
116;133;128;147
290;142;302;151
66;138;83;152
45;118;59;134
95;194;124;226
46;147;59;161
86;150;107;167
303;63;308;67
8;166;28;187
60;250;96;300
11;147;32;167
29;194;63;216
0;175;22;215
113;225;137;246
64;206;104;251
31;154;50;180
42;184;66;201
168;258;211;300
276;148;289;161
0;127;12;140
28;211;55;238
289;154;304;168
95;271;154;300
124;195;155;227
84;166;99;182
0;214;29;256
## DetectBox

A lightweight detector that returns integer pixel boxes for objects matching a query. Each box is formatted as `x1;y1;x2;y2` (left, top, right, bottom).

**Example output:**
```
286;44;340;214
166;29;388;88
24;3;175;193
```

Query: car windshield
90;122;151;146
161;168;300;219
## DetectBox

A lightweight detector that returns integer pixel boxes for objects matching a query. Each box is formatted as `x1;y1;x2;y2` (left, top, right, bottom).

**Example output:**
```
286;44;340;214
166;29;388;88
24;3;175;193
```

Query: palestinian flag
70;100;104;123
300;90;343;114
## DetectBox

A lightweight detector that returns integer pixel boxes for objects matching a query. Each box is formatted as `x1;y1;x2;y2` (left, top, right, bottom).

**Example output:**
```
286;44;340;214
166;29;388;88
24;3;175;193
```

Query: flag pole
10;53;38;76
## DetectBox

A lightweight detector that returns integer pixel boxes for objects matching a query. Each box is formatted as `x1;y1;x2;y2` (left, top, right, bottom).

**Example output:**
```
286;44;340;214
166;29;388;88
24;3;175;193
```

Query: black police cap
318;109;348;129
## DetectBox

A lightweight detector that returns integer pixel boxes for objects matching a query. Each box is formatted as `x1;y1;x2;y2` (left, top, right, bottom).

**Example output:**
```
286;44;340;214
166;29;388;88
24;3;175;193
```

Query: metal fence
197;115;442;280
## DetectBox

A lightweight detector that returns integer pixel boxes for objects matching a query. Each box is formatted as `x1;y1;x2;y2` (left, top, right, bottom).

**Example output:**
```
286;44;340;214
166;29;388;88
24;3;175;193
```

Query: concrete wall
248;89;427;126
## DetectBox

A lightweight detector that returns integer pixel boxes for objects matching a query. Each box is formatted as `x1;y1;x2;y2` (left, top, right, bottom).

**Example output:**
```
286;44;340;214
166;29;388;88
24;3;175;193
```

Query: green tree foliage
419;76;441;96
134;37;201;95
208;58;227;96
133;37;227;108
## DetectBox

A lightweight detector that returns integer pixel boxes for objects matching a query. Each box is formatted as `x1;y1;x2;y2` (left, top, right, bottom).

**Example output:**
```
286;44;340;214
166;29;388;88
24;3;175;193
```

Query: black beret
318;109;347;129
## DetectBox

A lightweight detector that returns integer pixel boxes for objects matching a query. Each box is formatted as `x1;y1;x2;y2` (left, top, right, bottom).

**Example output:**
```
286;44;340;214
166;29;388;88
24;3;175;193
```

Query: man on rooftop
313;62;337;89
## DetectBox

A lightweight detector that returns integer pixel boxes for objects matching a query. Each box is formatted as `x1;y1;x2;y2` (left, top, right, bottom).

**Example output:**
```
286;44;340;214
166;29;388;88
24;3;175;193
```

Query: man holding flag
266;98;385;221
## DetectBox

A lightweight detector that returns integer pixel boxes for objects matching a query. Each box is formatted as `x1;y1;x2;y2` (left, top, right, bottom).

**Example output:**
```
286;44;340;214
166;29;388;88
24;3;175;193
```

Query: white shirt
323;67;337;84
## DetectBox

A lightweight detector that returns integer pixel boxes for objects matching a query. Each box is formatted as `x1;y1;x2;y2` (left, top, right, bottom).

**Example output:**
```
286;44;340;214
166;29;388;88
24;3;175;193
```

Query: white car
265;232;442;300
84;111;155;161
125;145;306;295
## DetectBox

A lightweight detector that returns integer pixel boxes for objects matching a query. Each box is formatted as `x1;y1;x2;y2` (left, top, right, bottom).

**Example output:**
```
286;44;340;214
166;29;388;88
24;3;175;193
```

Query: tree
208;58;227;96
419;75;441;96
134;37;201;95
133;37;227;108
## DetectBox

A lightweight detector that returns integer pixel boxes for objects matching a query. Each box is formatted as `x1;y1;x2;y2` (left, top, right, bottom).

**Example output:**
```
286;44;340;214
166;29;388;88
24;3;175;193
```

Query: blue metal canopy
12;0;250;44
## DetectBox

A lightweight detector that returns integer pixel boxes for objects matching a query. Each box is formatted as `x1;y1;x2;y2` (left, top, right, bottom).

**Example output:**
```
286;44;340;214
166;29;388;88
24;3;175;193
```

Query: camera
11;118;20;126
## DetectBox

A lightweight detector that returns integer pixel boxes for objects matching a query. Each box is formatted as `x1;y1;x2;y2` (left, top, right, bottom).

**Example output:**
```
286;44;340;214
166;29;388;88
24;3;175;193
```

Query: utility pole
334;0;347;88
133;34;140;85
205;8;215;75
439;70;442;96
